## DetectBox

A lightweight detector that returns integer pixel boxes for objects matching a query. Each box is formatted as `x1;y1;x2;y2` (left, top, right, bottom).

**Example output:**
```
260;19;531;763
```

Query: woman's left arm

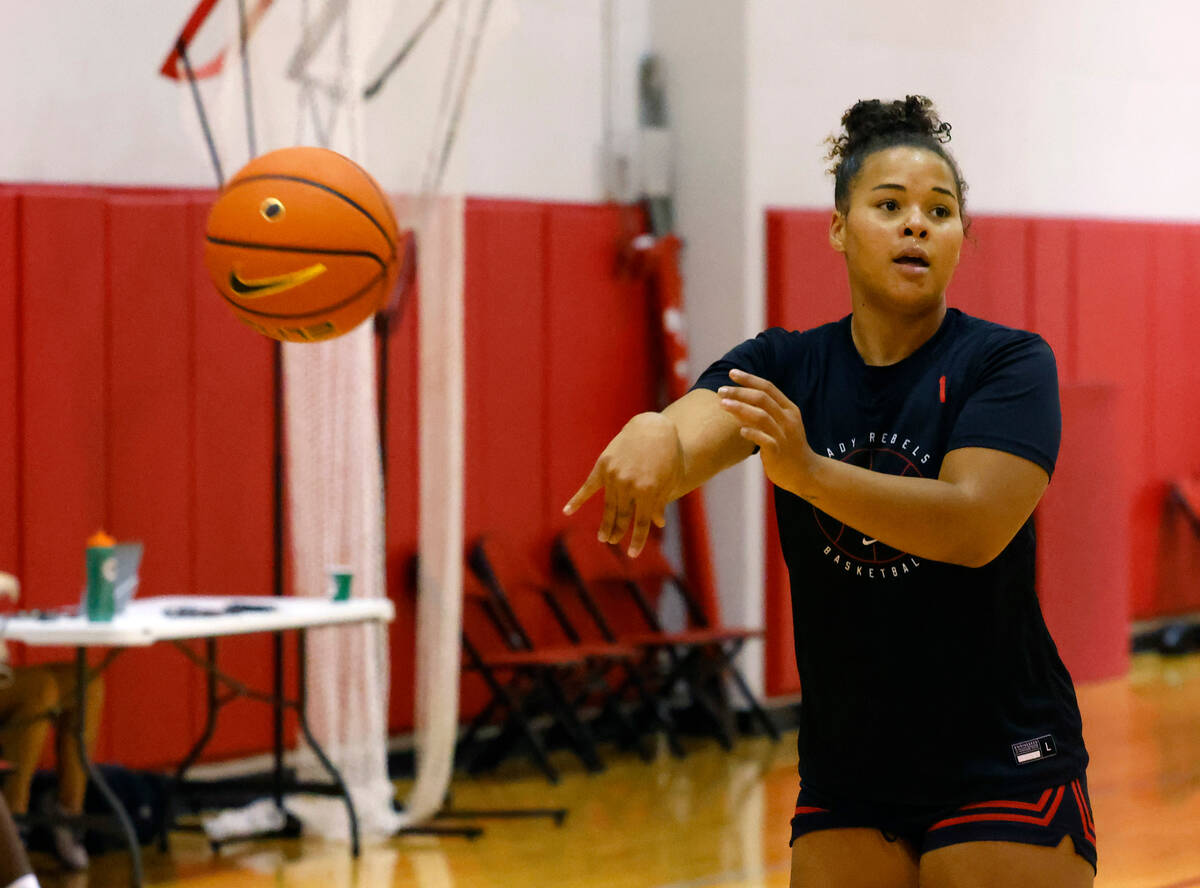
718;368;1049;568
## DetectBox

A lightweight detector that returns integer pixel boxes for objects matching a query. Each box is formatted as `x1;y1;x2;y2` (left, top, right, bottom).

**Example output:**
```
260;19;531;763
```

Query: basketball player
564;96;1095;887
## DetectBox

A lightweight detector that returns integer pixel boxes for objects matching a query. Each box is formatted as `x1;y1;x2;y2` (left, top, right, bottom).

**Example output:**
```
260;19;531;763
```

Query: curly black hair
826;95;967;224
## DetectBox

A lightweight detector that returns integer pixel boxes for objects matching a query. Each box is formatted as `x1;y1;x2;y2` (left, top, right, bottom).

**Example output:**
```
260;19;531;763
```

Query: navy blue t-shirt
693;309;1087;807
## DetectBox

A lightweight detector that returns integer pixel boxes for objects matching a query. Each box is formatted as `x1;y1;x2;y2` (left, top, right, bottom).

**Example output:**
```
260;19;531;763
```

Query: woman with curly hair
565;96;1095;887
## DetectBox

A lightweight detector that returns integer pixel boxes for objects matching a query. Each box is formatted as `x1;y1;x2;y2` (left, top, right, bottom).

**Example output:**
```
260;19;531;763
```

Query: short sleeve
691;327;784;393
947;333;1061;477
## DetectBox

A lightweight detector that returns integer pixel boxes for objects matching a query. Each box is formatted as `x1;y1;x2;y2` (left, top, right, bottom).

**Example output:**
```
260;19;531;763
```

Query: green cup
85;544;117;622
329;565;353;602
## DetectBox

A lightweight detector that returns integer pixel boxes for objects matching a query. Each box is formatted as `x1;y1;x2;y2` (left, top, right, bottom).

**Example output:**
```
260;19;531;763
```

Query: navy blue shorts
790;776;1097;873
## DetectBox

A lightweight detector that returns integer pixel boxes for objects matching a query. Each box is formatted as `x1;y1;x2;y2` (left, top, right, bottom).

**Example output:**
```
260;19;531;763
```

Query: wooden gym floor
34;652;1200;888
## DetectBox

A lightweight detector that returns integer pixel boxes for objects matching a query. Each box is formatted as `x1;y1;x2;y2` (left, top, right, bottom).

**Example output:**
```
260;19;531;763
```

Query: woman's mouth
893;251;930;274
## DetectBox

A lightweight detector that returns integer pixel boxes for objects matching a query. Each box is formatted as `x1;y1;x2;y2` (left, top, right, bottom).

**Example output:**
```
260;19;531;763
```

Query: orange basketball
204;146;399;342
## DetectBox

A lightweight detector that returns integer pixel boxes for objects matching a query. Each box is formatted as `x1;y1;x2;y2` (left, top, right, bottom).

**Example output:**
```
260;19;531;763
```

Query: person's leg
0;793;39;888
37;664;103;871
919;835;1093;888
46;663;105;814
791;828;919;888
0;670;58;814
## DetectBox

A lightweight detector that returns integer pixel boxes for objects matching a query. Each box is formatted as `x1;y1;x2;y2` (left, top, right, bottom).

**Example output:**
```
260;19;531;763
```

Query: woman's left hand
717;368;818;496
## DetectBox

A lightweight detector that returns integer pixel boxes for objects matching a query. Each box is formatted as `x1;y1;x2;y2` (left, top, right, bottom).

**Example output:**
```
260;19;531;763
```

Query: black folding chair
552;528;779;749
468;536;663;762
457;557;607;783
621;535;780;742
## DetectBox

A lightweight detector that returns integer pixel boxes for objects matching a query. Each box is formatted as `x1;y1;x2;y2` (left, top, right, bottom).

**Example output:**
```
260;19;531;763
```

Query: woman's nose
903;218;929;239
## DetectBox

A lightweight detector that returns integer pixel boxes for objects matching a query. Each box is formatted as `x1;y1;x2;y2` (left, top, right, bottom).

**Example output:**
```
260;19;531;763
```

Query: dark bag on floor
30;765;169;851
83;764;170;850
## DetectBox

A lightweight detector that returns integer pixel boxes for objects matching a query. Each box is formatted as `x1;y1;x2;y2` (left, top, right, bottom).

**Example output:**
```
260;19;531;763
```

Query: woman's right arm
563;387;755;557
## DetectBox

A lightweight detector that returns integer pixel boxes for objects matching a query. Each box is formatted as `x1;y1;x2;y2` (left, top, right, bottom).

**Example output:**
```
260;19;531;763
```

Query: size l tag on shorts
1012;734;1057;765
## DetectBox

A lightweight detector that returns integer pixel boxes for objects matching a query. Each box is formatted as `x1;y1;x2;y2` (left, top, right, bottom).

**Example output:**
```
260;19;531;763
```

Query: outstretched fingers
609;496;638;544
563;467;603;516
561;411;683;555
627;499;666;557
597;483;622;541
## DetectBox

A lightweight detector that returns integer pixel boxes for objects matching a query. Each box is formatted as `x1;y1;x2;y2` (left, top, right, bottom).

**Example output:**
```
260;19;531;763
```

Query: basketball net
166;0;510;838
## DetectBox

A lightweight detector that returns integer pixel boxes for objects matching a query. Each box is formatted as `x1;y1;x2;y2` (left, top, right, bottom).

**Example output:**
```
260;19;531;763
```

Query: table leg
175;638;220;781
74;648;144;888
273;630;284;808
294;629;360;856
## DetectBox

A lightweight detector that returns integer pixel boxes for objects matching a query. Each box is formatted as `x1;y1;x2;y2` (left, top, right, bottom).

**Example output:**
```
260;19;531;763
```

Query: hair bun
831;95;951;166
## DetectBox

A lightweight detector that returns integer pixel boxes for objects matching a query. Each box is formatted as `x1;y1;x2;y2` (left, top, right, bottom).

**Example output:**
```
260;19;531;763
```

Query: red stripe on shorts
929;785;1065;830
1070;780;1096;843
1079;781;1096;836
958;787;1054;812
793;806;830;815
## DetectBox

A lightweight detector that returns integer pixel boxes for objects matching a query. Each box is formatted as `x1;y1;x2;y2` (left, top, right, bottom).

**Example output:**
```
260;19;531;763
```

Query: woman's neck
850;300;947;366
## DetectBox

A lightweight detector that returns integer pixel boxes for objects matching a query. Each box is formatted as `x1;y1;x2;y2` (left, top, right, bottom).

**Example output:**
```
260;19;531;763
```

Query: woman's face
829;145;964;317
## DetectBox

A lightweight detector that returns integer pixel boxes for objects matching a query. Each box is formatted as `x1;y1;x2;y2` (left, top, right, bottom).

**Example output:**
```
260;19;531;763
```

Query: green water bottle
85;530;117;622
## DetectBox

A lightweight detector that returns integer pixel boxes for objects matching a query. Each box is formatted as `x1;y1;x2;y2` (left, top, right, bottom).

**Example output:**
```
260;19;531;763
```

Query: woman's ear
829;209;847;254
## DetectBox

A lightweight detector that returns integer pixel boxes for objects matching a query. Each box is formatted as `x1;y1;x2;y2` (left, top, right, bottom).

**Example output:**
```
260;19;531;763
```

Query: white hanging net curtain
164;0;508;839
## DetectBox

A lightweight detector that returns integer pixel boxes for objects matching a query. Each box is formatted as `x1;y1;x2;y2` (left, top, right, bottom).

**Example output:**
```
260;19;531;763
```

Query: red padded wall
543;204;657;523
1026;220;1076;384
1145;226;1200;615
1157;492;1200;615
1037;384;1128;681
463;200;549;652
1073;222;1156;619
0;192;18;583
542;204;658;636
0;188;277;765
764;209;848;332
19;192;110;648
949;217;1031;330
1147;227;1200;474
102;196;198;762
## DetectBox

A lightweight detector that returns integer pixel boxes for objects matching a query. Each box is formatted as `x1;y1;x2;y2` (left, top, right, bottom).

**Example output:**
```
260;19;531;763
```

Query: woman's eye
932;206;951;218
879;200;899;211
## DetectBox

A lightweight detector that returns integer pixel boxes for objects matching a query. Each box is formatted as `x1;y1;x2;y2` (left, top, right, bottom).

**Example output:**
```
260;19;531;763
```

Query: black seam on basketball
223;174;397;259
219;271;385;320
206;236;388;269
342;155;402;241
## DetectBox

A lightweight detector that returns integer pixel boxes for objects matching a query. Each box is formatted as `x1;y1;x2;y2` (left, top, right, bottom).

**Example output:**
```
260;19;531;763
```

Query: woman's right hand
562;412;685;557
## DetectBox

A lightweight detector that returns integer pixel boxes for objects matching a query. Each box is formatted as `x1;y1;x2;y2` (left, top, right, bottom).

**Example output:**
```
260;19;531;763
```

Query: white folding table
3;595;394;887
